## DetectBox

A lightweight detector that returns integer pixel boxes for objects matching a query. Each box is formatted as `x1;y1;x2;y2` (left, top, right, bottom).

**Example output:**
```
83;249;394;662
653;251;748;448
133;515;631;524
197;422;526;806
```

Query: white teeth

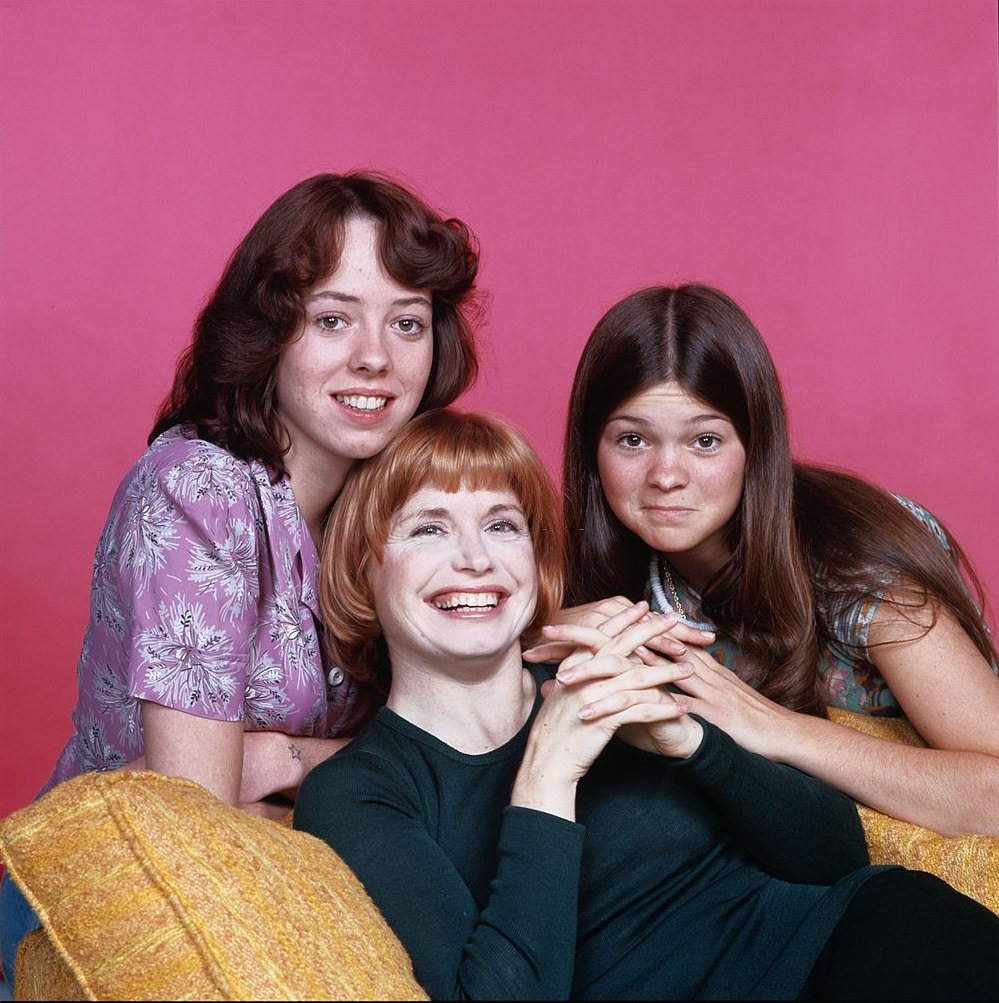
336;394;387;411
434;592;500;611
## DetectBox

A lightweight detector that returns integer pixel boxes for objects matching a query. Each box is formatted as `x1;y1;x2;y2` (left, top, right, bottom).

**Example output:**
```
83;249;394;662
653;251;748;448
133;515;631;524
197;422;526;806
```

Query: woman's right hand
512;606;700;820
522;597;715;667
547;605;704;761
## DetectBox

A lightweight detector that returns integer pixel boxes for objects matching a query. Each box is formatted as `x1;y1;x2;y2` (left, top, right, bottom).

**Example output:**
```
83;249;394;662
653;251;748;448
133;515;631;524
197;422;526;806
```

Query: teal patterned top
646;497;992;717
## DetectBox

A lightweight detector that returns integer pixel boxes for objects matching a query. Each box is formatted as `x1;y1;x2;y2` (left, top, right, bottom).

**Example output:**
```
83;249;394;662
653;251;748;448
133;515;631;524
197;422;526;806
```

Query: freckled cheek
411;346;435;388
596;454;637;504
613;470;646;509
705;464;746;515
392;337;433;373
277;352;323;402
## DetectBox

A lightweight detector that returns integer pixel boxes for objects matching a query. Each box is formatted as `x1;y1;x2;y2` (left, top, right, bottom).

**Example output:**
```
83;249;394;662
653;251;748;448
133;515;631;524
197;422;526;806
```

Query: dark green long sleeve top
294;664;891;1000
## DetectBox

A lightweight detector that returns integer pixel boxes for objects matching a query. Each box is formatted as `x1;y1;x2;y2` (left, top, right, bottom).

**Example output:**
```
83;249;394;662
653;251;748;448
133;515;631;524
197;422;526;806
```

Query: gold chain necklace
659;556;687;620
649;553;713;631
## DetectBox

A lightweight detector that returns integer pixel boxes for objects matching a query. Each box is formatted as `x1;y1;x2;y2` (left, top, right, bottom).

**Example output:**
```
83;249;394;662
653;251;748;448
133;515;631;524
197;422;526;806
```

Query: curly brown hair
150;171;481;477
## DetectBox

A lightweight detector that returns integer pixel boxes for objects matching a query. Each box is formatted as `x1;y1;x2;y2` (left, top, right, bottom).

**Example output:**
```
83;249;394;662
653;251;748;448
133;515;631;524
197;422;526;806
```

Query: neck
387;650;535;754
649;553;718;633
659;542;730;595
662;556;702;595
285;456;356;548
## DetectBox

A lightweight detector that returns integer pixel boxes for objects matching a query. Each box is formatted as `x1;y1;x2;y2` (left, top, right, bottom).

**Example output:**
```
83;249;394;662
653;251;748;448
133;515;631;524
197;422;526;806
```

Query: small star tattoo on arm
288;743;302;761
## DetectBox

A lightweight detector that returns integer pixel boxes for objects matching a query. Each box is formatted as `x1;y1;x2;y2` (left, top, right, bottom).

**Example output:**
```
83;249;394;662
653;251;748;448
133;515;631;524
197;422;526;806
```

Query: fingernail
556;668;575;682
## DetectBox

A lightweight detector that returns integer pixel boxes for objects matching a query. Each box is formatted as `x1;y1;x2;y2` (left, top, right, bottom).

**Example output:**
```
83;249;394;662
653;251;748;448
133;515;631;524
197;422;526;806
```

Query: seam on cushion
99;771;245;999
0;855;98;1002
0;806;99;1001
106;771;353;997
276;827;397;996
2;771;428;1001
189;809;312;992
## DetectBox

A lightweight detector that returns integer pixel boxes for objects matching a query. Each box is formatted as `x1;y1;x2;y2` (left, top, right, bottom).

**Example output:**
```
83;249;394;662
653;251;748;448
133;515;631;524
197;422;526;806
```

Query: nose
452;528;493;573
349;322;390;375
647;447;689;491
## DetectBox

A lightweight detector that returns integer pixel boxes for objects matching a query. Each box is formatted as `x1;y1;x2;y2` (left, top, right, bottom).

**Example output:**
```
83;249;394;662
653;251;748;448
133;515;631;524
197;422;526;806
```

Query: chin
339;433;399;461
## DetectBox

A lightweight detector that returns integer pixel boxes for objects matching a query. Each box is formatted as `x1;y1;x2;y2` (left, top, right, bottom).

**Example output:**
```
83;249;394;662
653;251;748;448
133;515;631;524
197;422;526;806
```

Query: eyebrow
306;291;432;309
401;502;524;522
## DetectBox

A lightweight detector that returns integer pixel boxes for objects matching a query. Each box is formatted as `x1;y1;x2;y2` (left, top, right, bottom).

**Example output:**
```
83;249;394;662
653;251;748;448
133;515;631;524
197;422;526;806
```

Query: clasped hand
530;597;791;762
523;594;716;666
534;602;704;768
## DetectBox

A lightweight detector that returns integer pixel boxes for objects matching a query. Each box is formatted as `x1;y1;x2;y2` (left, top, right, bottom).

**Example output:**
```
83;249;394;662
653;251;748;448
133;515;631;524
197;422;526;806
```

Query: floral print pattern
41;426;372;797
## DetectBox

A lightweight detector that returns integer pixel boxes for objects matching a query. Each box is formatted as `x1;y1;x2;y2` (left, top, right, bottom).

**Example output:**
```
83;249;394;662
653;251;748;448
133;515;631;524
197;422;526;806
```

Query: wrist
511;752;579;821
673;719;705;759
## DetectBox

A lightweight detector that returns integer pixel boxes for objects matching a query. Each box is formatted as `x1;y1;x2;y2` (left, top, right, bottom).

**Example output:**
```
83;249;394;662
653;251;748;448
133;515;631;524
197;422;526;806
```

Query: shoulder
126;427;267;512
297;719;418;816
890;494;954;557
143;426;255;482
98;429;286;556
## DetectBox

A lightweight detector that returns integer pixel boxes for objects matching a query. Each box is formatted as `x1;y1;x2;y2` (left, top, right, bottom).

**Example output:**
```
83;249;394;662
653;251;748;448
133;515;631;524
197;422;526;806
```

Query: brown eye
395;318;425;336
317;314;346;331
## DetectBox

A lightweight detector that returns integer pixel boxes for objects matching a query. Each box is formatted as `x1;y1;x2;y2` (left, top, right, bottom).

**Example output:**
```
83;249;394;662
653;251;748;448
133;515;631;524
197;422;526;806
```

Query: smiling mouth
433;592;501;612
335;394;388;411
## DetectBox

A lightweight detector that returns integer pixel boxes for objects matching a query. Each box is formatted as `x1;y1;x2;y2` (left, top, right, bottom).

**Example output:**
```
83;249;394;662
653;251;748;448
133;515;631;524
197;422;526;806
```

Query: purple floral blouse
41;426;374;798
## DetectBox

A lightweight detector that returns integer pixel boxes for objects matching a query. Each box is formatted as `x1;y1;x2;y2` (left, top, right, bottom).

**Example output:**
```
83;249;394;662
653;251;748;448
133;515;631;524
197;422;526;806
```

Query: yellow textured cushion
0;770;428;1001
828;707;999;915
14;929;85;1001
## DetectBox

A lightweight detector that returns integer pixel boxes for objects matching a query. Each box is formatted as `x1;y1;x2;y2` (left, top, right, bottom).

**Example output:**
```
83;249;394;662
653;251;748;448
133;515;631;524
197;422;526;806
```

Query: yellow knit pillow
0;770;428;1001
827;706;999;915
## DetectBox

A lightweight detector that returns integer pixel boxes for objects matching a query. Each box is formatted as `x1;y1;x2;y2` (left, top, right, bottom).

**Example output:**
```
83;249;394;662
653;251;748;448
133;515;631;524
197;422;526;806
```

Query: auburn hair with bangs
319;409;564;693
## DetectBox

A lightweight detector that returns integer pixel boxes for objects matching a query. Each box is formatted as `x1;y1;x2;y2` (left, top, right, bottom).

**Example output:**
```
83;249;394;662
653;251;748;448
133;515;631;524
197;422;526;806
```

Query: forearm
141;701;243;805
454;807;582;1000
295;766;584;1001
239;732;352;803
136;720;351;807
668;718;870;881
672;617;999;835
401;808;582;1001
773;715;999;836
510;741;580;821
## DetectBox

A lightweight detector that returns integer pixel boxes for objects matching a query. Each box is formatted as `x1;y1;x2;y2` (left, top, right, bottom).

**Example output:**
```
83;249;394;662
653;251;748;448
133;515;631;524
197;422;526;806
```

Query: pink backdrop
2;0;997;818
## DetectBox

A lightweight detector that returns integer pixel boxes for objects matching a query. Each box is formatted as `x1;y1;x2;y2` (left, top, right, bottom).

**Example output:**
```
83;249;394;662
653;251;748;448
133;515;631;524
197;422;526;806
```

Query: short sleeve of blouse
891;494;956;558
104;433;264;722
827;495;956;656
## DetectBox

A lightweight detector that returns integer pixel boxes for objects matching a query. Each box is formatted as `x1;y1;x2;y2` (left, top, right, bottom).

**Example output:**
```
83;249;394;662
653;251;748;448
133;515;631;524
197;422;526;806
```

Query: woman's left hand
663;646;795;759
544;604;704;760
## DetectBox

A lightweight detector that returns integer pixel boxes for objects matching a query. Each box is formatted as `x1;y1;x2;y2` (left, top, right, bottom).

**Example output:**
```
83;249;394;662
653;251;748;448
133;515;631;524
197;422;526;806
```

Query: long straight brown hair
563;284;996;715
